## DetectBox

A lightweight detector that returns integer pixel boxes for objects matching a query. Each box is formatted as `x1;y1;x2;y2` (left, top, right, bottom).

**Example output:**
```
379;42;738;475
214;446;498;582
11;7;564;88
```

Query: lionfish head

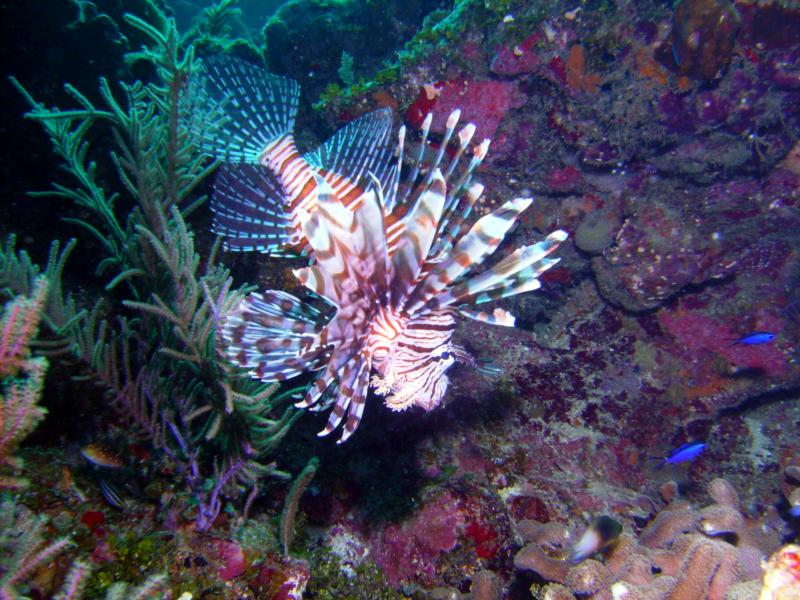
367;307;461;412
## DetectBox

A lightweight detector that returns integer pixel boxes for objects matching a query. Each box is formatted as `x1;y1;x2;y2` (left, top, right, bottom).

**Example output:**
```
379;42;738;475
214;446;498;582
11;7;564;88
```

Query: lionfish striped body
198;57;567;442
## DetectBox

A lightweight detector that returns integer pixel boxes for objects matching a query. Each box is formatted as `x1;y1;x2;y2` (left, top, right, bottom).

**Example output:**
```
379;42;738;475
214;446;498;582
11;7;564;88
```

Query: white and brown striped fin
222;291;329;382
449;138;490;204
383;125;406;213
196;56;300;164
462;273;542;305
444;121;476;184
456;306;516;327
294;176;389;305
404;197;533;313
316;354;371;443
402;112;433;203
430;181;484;258
296;361;338;409
424;230;567;311
388;113;488;263
420;109;460;192
395;110;481;211
339;359;370;443
388;171;446;306
211;163;298;254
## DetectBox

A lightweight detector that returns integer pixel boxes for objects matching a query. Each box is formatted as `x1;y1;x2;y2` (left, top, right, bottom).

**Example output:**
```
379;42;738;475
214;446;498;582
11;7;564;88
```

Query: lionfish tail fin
196;55;300;164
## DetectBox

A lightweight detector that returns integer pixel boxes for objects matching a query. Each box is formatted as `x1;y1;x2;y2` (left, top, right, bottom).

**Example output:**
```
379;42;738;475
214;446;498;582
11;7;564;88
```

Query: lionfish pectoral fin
195;55;300;164
304;108;396;194
311;356;370;443
211;163;299;254
405;197;533;313
223;291;328;381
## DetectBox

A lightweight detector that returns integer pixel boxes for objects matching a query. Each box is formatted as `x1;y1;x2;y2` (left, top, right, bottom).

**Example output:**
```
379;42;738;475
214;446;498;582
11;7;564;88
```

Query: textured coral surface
4;0;800;598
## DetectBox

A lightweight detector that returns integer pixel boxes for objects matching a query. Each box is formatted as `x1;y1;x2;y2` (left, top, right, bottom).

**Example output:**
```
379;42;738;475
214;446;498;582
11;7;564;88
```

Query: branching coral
0;278;49;490
0;498;167;599
0;500;72;598
280;456;320;557
8;5;303;530
52;558;167;600
515;477;781;599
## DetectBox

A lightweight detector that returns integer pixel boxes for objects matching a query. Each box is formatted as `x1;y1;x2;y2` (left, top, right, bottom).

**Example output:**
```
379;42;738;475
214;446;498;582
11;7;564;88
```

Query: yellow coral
761;545;800;600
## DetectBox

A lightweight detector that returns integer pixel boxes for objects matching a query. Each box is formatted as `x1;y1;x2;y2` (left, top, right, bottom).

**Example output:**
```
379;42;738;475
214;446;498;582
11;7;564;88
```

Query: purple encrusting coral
5;0;800;598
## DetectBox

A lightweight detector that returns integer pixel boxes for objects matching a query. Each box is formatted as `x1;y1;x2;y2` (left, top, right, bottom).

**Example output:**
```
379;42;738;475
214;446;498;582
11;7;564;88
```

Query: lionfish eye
441;351;450;360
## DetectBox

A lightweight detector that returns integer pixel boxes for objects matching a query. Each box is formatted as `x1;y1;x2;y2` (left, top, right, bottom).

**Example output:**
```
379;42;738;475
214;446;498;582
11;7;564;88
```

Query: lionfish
197;57;567;442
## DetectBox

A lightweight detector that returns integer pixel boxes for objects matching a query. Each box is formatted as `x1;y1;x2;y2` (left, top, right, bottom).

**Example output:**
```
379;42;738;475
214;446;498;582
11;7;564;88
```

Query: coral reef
514;477;780;599
2;0;800;598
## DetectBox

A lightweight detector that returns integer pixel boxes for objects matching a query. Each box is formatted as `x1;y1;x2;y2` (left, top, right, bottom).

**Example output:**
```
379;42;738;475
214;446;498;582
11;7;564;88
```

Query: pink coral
420;79;523;141
514;543;569;583
658;309;789;377
371;491;465;586
214;539;246;581
470;569;503;600
708;477;740;509
490;32;542;76
513;477;780;599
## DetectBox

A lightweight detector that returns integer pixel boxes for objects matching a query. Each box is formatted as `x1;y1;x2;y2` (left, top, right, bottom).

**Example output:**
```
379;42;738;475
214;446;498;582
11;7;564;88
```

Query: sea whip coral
0;278;49;491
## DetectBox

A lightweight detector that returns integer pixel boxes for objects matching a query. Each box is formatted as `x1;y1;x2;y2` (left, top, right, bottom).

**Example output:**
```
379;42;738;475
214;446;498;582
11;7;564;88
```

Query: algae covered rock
575;210;619;255
263;0;443;98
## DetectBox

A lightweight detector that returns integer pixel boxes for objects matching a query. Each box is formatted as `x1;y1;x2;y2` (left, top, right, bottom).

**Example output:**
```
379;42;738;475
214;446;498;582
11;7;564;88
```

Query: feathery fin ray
212;61;569;442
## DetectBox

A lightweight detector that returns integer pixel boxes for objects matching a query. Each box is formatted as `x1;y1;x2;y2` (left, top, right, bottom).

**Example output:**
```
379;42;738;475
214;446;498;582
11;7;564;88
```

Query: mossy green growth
233;516;280;556
312;78;380;113
396;3;475;66
306;549;404;600
310;0;548;114
86;532;170;598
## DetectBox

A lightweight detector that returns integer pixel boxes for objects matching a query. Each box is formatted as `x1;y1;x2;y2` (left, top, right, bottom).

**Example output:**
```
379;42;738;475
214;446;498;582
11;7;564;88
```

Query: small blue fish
789;505;800;518
653;441;706;469
730;332;775;346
